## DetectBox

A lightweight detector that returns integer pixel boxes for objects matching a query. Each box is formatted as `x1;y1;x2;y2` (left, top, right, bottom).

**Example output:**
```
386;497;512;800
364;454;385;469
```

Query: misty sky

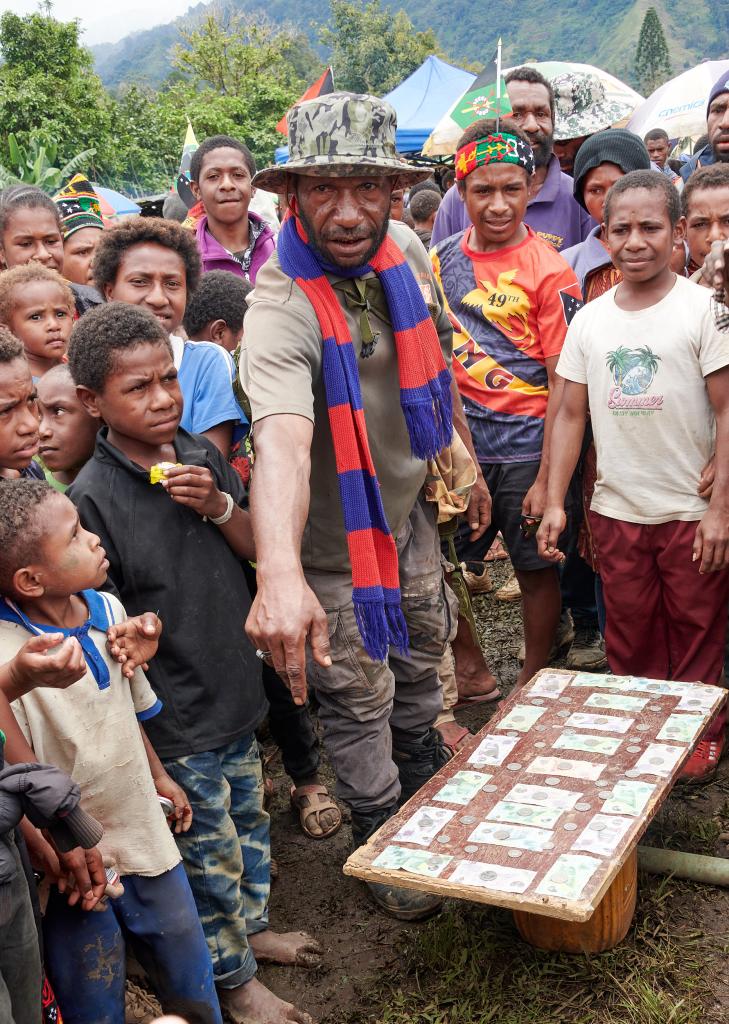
0;0;195;45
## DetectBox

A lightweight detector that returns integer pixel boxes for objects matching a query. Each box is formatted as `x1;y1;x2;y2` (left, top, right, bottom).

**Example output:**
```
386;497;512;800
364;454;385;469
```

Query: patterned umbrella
423;60;643;156
628;60;729;141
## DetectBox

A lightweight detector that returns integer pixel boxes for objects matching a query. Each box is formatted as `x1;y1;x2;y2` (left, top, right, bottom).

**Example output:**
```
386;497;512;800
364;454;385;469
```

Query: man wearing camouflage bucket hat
553;70;637;176
243;92;488;922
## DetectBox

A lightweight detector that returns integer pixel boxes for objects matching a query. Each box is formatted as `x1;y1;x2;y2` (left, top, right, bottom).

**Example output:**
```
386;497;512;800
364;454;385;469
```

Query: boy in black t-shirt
68;303;318;1024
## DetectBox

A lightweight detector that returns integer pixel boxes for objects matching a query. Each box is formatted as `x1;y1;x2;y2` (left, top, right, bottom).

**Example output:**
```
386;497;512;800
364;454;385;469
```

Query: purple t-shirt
431;155;595;252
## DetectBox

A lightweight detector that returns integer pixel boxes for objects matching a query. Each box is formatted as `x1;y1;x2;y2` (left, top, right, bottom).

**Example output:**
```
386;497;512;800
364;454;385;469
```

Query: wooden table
344;668;726;951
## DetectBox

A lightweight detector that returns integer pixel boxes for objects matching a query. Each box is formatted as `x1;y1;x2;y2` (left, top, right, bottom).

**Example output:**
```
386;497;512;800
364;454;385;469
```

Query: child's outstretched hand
154;773;193;834
160;464;228;520
536;506;567;564
107;613;162;679
4;634;86;699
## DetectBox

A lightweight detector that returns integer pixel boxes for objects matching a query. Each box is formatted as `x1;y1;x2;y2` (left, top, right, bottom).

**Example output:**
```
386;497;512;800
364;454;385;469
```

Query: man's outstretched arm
245;414;331;705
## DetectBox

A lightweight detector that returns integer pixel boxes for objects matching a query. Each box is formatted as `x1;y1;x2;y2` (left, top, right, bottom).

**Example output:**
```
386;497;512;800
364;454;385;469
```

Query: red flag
276;67;334;134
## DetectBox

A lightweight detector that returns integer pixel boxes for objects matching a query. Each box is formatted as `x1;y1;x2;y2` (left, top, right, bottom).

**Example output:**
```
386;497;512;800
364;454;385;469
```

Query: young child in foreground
0;265;74;380
66;302;318;1024
0;479;222;1024
538;170;729;781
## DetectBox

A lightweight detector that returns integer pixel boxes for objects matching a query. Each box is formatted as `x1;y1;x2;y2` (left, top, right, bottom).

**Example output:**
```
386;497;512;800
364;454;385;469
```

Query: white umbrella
423;60;643;156
628;60;729;141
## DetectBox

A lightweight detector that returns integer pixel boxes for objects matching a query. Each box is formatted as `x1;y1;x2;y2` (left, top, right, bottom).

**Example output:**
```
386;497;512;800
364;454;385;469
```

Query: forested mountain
92;0;728;90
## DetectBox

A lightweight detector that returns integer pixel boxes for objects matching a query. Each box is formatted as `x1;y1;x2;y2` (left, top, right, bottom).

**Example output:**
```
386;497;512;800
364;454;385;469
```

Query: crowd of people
1;58;729;1024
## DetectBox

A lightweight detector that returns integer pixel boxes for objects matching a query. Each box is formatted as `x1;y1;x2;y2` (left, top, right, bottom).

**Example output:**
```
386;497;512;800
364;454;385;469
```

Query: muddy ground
132;559;729;1024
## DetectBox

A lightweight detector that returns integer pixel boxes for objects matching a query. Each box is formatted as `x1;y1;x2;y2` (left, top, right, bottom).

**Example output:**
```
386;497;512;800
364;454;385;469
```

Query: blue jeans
43;863;221;1024
163;733;270;988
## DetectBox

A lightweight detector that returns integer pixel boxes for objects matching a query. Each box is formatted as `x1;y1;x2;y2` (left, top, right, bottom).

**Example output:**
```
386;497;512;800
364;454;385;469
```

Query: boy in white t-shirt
538;170;729;779
0;479;224;1024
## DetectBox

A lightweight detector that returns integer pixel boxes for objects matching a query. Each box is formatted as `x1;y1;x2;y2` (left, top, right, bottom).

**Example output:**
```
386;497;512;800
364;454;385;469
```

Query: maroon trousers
590;512;729;685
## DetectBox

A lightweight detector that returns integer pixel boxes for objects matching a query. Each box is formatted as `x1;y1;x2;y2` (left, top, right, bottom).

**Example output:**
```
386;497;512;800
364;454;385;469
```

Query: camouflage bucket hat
553;71;636;141
253;92;432;193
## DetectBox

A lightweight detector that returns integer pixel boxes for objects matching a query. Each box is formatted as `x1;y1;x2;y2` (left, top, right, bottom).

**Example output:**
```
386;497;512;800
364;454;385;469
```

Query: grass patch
645;804;723;856
347;877;711;1024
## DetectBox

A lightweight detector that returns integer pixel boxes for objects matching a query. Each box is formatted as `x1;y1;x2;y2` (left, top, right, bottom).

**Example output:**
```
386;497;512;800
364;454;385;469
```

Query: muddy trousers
43;863;222;1024
0;835;41;1024
305;498;455;818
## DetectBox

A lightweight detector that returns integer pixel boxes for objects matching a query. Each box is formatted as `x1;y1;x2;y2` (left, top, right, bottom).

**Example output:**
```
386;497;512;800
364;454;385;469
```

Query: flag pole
495;38;502;132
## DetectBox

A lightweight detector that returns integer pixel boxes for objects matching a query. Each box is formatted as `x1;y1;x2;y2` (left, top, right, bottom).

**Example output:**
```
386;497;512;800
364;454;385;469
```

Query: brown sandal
290;783;342;840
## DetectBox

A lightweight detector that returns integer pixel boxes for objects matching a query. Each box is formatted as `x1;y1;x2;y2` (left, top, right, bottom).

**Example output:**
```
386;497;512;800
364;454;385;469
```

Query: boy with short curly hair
67;302;318;1024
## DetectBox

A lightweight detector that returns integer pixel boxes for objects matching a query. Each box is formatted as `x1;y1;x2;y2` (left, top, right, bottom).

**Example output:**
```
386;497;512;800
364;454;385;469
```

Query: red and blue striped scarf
277;212;453;662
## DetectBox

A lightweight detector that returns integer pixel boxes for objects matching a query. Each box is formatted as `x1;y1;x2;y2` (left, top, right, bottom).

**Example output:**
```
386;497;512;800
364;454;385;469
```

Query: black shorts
450;460;577;573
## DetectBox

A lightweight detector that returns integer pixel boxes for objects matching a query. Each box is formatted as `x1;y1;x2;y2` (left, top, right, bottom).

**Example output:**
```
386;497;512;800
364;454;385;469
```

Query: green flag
451;70;512;130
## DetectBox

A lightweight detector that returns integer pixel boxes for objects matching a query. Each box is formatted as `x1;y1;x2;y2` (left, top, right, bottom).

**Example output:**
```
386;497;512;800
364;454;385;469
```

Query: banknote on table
536;853;601;900
372;845;452;877
601;779;656;817
433;771;492;805
486;800;563;829
392;806;455;846
449;859;537;893
468;821;554;851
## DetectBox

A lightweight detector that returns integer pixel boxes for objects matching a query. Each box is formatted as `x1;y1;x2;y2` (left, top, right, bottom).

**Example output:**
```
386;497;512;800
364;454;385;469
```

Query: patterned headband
455;132;535;180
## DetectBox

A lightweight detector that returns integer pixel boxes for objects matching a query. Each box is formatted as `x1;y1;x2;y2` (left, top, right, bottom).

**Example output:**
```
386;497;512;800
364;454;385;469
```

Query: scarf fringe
402;384;453;461
354;597;410;663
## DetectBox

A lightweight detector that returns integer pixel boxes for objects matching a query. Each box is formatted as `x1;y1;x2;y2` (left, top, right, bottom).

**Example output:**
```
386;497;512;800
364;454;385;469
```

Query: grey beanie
572;129;651;210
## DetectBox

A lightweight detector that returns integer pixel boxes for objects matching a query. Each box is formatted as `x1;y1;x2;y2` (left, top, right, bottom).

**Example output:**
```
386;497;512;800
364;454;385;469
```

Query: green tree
0;11;114;177
634;7;671;95
321;0;441;95
0;133;96;192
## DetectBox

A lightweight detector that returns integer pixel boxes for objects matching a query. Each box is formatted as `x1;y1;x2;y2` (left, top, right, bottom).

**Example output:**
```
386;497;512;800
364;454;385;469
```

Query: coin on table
543;842;555;851
460;816;476;825
531;698;545;706
563;822;578;831
535;724;547;732
506;763;522;772
507;849;522;859
506;731;520;738
626;745;642;753
545;777;560;786
648;705;663;712
598;790;612;799
534;741;546;749
464;845;479;854
636;724;651;732
575;802;591;812
482;784;498;793
493;829;511;840
624;769;641;778
557;710;571;719
436;835;451;844
558;696;572;705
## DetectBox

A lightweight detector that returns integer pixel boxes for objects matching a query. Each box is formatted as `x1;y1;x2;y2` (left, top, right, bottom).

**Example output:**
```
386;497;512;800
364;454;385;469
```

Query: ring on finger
255;649;272;660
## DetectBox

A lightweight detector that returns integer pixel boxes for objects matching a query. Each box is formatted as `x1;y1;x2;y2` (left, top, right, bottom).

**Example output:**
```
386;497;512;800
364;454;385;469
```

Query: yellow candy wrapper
149;461;181;485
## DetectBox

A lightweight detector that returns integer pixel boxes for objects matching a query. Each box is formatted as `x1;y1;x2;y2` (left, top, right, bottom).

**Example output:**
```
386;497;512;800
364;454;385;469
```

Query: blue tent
273;55;475;164
383;55;475;153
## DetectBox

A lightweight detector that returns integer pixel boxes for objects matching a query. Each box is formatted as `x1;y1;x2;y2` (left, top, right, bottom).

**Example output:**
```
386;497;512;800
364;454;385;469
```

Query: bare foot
437;719;470;753
249;929;322;968
452;617;499;699
219;977;314;1024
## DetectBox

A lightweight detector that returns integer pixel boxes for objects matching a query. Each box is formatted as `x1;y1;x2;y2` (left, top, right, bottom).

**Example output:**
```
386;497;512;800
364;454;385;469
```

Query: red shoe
680;714;725;782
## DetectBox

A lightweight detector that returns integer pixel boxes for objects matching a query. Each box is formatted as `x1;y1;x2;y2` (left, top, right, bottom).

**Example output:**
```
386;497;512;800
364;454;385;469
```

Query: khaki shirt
5;593;181;878
241;221;453;572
